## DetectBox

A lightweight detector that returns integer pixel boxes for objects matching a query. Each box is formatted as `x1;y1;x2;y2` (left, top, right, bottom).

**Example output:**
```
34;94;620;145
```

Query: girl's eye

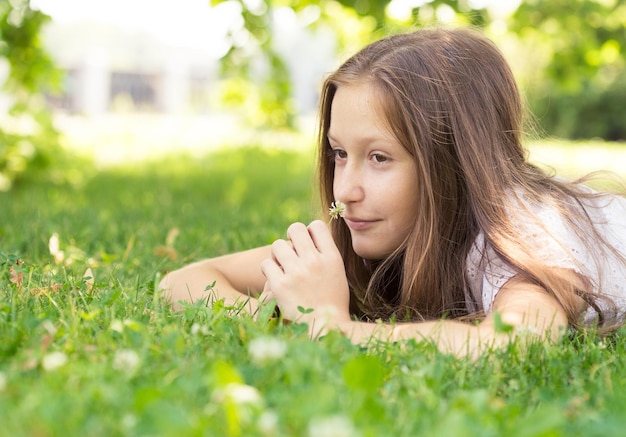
332;149;347;160
372;153;388;163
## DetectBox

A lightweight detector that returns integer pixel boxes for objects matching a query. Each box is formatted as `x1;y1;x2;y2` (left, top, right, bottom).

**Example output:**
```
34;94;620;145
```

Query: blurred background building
34;0;335;117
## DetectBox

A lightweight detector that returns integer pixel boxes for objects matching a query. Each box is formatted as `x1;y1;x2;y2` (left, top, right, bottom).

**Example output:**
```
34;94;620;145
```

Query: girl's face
329;82;420;260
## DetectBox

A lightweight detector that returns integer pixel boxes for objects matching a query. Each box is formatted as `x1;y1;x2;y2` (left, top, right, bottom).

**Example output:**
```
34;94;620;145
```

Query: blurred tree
209;0;493;129
510;0;626;140
0;0;61;191
210;0;626;140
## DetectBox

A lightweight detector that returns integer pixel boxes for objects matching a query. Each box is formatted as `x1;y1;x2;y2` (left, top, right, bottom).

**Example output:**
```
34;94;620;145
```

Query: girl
160;28;626;356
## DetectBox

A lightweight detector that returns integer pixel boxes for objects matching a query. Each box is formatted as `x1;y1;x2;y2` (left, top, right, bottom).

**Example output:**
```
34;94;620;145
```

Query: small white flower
41;320;57;336
328;201;346;220
42;351;68;371
308;414;359;437
0;372;6;392
248;336;287;365
110;319;141;333
191;323;209;336
48;233;65;264
110;319;124;333
257;410;279;435
212;383;262;405
113;349;141;374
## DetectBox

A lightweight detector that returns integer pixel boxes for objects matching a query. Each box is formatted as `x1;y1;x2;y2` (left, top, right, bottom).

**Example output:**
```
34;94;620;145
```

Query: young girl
160;28;626;356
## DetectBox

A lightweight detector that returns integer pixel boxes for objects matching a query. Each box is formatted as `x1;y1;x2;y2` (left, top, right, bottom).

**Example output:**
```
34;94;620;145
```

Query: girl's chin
352;244;392;261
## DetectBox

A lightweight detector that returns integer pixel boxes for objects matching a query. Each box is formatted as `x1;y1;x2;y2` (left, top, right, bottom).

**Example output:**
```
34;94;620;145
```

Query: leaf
80;310;101;321
493;312;514;334
297;306;314;314
342;355;386;392
256;299;278;323
212;361;243;386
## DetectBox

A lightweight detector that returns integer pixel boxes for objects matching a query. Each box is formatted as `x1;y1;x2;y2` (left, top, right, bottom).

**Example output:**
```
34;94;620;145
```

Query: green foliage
1;145;626;435
531;74;626;141
211;0;626;139
215;0;296;129
511;0;626;140
0;0;62;191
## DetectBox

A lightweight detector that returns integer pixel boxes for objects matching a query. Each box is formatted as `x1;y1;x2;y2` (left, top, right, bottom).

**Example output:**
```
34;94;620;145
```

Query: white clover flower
248;336;287;365
0;372;6;392
328;201;346;220
212;383;262;405
42;351;68;371
308;415;359;437
113;349;141;374
191;323;209;336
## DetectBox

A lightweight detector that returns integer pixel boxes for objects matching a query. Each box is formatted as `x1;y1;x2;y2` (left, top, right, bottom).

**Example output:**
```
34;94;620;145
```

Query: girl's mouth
344;217;378;230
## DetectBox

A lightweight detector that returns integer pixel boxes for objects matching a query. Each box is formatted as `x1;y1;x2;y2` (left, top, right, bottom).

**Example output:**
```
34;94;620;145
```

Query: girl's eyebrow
327;132;395;147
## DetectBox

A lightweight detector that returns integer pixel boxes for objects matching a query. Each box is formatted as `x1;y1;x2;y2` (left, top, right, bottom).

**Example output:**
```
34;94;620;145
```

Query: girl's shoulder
466;185;626;313
509;184;626;245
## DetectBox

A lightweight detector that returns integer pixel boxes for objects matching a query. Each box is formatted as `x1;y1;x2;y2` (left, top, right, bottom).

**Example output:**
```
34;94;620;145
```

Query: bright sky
31;0;522;56
30;0;237;58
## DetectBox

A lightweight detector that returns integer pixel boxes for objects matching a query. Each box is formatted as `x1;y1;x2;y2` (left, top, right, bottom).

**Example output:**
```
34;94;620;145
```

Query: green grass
1;141;626;436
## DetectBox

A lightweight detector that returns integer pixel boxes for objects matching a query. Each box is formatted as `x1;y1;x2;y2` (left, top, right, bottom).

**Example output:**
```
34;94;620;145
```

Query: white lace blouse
464;188;626;323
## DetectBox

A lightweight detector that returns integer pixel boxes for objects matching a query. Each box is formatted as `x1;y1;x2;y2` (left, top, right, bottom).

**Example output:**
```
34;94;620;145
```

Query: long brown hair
317;27;625;331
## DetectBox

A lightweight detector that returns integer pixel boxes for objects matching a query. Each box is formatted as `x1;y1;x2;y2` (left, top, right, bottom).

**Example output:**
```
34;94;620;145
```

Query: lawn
1;131;626;436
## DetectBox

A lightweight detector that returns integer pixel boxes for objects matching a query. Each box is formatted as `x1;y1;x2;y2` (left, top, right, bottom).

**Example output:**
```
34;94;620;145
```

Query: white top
464;189;626;322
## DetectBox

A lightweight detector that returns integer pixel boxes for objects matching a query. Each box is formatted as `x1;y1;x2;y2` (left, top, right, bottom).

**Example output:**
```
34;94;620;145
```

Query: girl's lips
344;217;379;230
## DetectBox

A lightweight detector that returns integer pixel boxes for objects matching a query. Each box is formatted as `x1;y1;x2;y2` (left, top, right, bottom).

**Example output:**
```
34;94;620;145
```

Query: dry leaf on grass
83;268;94;292
154;245;178;261
29;284;64;296
28;269;95;296
154;227;180;260
9;261;23;287
165;228;180;247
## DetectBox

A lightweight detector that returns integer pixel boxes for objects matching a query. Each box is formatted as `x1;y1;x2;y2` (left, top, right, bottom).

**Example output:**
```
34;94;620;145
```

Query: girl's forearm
333;319;495;357
160;263;260;313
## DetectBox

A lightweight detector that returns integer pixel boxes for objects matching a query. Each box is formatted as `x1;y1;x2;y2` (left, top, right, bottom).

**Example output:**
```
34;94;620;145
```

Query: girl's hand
260;220;351;334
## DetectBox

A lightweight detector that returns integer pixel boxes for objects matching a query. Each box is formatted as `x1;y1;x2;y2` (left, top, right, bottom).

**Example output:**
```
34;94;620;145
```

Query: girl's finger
270;239;297;269
287;222;318;255
260;257;284;282
307;220;339;254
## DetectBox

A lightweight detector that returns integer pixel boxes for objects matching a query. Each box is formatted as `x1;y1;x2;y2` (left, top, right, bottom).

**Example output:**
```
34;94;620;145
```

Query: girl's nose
333;162;365;203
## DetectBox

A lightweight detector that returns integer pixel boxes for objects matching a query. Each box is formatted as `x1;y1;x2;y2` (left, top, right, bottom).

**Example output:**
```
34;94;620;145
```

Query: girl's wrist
305;306;351;338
